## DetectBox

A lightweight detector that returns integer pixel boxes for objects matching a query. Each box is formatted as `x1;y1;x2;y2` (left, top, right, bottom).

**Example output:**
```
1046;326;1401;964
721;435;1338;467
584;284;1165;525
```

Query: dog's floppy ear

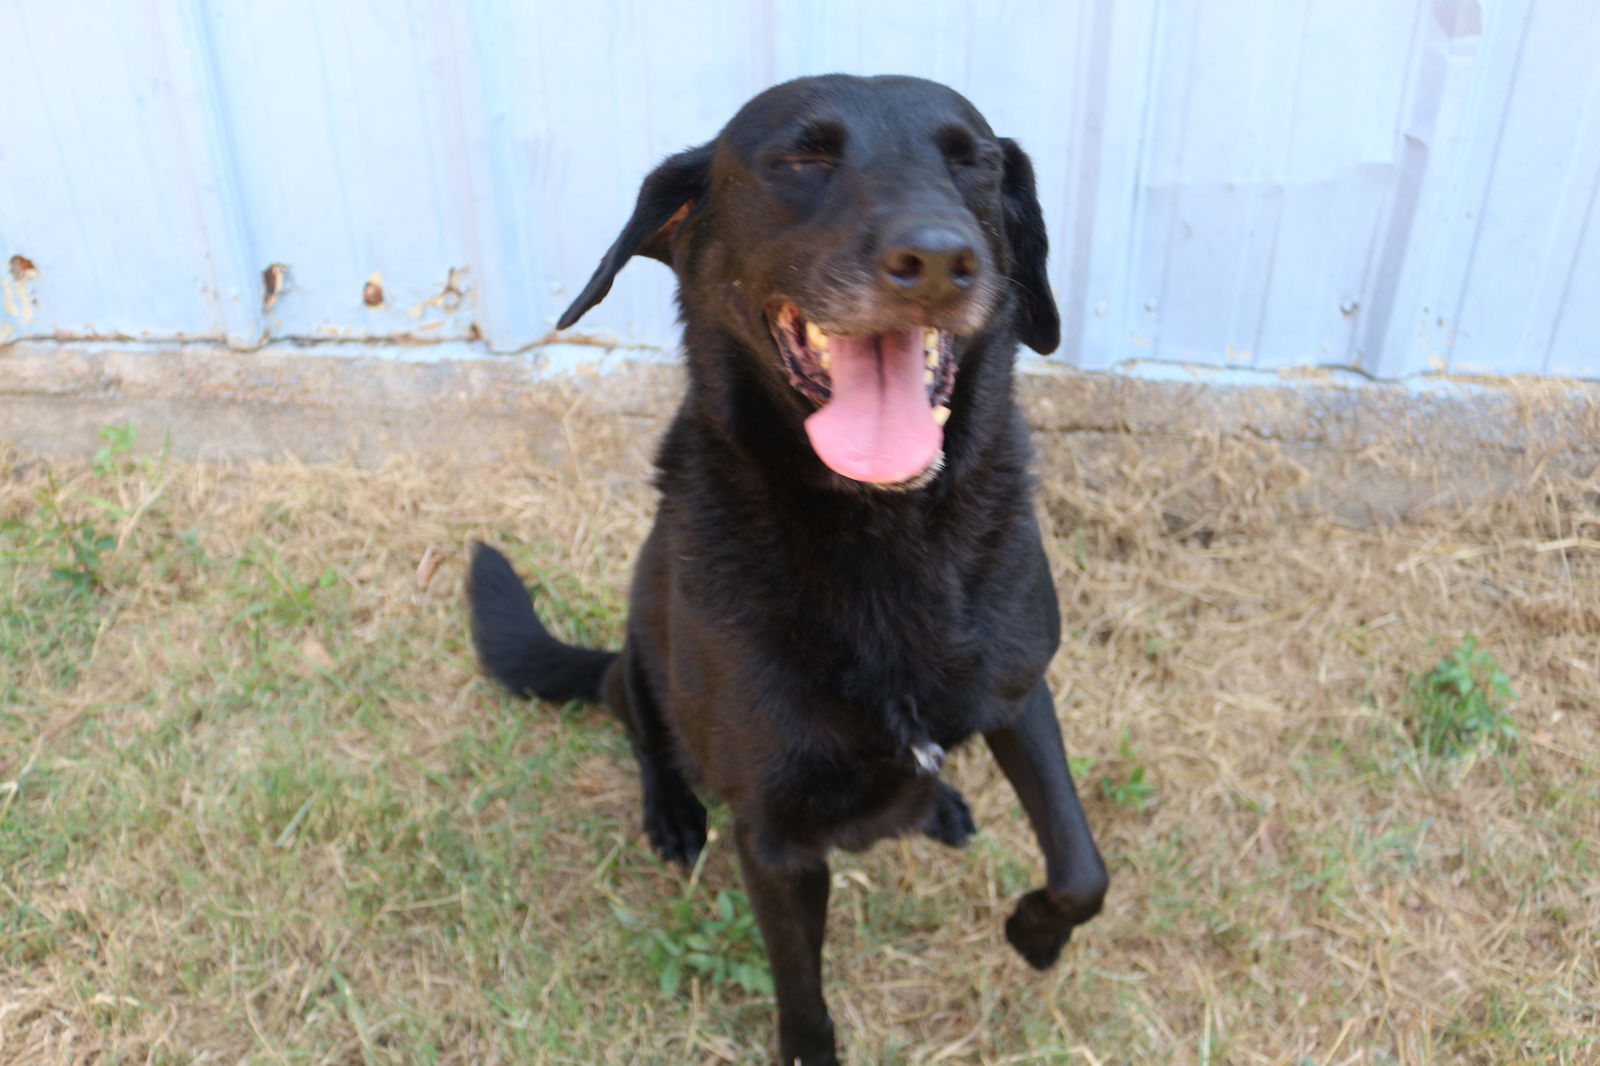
999;138;1060;355
557;142;714;330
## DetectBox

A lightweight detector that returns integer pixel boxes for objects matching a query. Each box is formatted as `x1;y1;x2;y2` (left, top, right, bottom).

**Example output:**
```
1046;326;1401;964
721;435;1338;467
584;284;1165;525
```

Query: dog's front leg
734;820;838;1066
606;645;708;867
984;681;1109;969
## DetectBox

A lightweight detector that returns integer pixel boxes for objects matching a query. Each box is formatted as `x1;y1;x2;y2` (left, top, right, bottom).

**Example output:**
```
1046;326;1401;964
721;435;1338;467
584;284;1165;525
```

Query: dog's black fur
469;74;1107;1065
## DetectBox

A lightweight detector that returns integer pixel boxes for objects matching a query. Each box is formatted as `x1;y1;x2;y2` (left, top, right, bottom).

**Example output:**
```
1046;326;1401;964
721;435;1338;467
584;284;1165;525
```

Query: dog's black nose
881;225;978;304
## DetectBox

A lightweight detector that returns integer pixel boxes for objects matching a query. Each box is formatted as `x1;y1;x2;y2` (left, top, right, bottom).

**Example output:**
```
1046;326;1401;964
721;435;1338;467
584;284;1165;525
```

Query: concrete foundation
3;342;1596;522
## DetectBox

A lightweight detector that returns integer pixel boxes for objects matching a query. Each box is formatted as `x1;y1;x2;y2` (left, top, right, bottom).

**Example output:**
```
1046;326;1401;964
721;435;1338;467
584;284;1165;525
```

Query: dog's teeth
820;350;831;370
926;348;939;369
932;404;950;426
805;321;830;351
924;326;940;349
923;367;935;387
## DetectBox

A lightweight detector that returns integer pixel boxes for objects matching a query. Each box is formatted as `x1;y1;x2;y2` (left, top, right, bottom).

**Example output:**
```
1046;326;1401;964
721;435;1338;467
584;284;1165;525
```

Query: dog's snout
880;224;979;304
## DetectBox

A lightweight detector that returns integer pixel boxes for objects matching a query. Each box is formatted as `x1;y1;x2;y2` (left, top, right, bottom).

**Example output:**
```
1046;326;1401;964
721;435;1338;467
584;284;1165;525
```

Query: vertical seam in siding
185;0;267;347
1246;0;1313;370
1541;93;1600;375
12;3;111;331
1445;0;1537;372
1353;0;1430;376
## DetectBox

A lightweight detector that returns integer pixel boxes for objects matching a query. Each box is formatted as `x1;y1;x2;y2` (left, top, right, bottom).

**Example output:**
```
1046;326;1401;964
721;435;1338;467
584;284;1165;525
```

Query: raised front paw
922;781;978;848
1004;882;1107;970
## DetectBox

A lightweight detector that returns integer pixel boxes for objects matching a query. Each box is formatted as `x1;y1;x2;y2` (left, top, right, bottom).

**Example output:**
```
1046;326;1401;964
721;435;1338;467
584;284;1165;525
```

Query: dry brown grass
2;395;1597;1065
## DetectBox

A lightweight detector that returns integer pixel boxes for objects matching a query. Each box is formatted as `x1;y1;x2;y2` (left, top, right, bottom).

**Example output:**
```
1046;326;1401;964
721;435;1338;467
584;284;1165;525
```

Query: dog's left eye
772;155;834;174
939;127;1001;175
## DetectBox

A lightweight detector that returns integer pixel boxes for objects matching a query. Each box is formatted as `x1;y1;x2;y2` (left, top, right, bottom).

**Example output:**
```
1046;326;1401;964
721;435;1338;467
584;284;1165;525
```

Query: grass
2;410;1598;1065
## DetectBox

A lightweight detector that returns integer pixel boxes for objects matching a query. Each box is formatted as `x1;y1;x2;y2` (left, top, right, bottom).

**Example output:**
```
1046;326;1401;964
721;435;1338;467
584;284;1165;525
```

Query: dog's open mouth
770;302;957;487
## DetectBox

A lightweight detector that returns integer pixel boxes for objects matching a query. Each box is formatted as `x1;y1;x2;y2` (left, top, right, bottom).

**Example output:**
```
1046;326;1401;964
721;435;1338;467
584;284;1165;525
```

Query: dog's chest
759;728;946;859
747;668;981;853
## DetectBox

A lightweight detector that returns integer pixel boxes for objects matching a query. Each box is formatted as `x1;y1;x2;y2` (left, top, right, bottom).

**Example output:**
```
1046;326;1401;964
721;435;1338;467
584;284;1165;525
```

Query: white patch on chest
912;740;945;775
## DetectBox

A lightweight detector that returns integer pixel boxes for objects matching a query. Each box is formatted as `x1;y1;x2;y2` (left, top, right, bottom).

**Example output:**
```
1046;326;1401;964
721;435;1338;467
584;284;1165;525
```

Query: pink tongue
804;328;942;484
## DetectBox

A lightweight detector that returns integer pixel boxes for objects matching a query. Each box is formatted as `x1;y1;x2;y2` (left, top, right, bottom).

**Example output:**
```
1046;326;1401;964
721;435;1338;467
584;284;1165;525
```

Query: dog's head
559;74;1058;490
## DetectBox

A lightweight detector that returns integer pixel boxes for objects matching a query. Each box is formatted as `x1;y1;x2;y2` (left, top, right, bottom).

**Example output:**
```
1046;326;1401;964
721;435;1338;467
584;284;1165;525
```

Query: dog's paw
642;777;708;870
1004;886;1104;970
779;1016;840;1066
923;782;977;848
784;1043;838;1062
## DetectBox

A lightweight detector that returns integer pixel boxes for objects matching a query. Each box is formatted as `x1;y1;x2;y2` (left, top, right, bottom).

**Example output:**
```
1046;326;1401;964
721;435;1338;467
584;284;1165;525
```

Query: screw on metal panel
8;255;37;280
363;272;385;308
262;263;289;310
1340;298;1359;317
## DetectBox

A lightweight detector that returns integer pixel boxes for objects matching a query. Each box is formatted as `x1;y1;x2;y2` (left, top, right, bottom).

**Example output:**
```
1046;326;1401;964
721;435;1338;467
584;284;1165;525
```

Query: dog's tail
466;542;616;704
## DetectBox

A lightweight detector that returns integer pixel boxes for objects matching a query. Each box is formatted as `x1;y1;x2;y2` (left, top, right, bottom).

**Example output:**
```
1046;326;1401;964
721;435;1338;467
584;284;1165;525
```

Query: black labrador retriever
468;74;1107;1066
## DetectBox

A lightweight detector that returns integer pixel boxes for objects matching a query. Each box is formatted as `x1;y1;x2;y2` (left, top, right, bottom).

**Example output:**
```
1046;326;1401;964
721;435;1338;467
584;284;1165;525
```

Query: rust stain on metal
262;263;289;310
3;255;40;328
527;328;647;350
407;266;472;320
363;271;385;308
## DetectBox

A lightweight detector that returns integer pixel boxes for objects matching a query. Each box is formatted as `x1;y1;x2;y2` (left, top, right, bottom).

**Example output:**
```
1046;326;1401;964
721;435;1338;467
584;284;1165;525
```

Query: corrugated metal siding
1114;0;1421;372
1;0;1596;379
1388;0;1600;378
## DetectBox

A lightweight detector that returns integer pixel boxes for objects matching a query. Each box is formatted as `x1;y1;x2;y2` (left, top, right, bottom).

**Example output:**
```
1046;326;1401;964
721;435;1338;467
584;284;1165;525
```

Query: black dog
469;74;1107;1066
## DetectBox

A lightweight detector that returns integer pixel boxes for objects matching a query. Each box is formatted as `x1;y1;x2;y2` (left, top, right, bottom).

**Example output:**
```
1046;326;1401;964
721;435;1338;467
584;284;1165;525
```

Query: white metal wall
1;0;1596;379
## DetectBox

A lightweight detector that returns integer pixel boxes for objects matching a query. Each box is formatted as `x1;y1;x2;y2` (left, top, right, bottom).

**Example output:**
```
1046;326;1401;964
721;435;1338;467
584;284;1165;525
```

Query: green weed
1407;634;1518;758
1100;728;1158;811
615;880;773;999
92;420;137;476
